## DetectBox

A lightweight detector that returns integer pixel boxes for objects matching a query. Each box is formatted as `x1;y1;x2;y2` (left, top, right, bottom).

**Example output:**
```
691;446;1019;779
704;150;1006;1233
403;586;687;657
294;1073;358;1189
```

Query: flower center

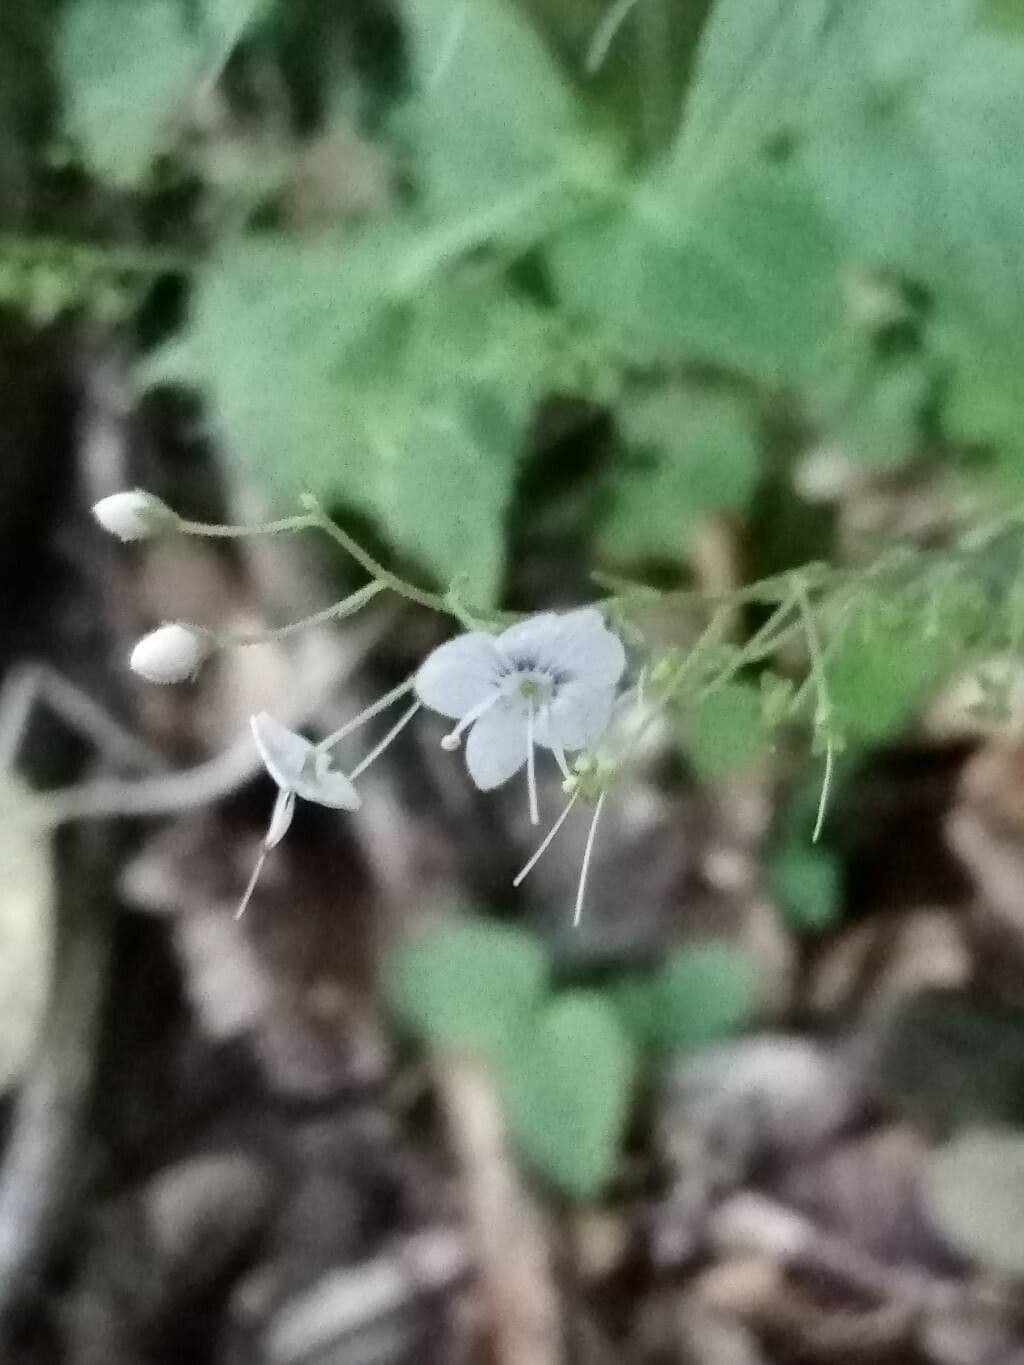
508;670;554;706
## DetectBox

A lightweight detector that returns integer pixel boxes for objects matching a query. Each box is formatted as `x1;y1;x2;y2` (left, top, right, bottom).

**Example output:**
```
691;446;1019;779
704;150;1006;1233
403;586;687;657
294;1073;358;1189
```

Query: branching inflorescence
96;486;979;924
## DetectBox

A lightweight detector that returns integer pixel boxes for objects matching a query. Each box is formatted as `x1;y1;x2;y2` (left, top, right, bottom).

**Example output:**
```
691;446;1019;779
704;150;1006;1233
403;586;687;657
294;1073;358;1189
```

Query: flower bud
130;624;210;684
92;489;178;542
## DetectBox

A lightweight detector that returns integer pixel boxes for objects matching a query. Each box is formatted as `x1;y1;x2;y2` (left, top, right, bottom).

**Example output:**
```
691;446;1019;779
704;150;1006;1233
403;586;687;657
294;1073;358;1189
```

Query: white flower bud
130;624;210;684
92;490;178;542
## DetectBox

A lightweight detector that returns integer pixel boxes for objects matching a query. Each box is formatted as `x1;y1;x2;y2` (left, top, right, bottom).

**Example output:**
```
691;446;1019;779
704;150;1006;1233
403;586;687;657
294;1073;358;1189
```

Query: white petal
537;683;616;753
465;703;529;790
415;633;504;720
495;613;561;669
251;712;312;789
547;609;626;686
265;787;296;849
292;751;362;810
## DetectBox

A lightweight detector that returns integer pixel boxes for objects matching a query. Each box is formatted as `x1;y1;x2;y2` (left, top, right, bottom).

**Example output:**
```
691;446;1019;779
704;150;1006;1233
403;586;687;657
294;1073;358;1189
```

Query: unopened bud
130;624;210;684
92;489;178;542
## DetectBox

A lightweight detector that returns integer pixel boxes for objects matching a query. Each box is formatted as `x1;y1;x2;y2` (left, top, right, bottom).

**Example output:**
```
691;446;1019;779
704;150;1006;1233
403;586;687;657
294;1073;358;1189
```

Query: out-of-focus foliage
387;920;753;1195
5;0;1024;876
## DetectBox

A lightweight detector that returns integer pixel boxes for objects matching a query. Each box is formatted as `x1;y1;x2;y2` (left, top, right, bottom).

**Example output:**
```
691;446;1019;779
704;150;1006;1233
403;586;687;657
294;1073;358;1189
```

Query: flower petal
495;613;561;670
251;712;313;789
547;609;626;686
537;683;616;753
265;787;297;849
465;702;529;790
415;633;504;720
290;751;362;810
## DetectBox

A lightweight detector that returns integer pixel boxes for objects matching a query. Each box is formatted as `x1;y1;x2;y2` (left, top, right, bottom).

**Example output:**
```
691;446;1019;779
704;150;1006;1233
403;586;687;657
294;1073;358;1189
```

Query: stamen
526;699;539;826
573;789;607;927
441;691;501;750
513;789;579;887
347;701;421;781
318;675;415;752
551;732;571;781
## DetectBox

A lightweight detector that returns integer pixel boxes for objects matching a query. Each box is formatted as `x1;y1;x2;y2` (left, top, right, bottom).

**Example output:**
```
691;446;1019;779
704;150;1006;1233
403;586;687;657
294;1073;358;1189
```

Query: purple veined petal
465;701;529;790
547;609;626;686
265;787;297;849
415;632;504;720
289;751;362;810
537;682;616;753
495;613;561;670
251;712;313;789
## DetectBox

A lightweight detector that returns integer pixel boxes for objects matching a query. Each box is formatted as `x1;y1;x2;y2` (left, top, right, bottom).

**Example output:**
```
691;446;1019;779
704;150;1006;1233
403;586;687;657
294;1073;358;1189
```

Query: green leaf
57;0;264;186
925;1127;1024;1274
648;944;756;1050
501;991;636;1198
767;842;841;930
600;385;760;561
683;680;773;779
148;229;555;603
399;0;609;249
58;0;201;185
386;919;548;1055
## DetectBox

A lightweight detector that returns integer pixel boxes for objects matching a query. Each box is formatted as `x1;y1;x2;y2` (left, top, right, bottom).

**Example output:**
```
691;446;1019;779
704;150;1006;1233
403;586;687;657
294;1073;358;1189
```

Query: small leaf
649;944;756;1050
683;680;773;779
386;919;547;1054
925;1127;1024;1273
502;991;636;1199
768;842;842;930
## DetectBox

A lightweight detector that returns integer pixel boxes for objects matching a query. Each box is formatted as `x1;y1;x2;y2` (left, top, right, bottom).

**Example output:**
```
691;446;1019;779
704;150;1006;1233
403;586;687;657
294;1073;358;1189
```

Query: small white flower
415;608;625;823
130;624;211;684
92;489;178;541
238;713;362;917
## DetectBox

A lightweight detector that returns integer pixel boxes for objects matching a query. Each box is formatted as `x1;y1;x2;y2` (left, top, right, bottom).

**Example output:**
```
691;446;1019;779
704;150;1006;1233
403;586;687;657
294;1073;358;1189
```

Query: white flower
93;489;177;541
238;712;362;917
130;624;210;683
415;608;625;822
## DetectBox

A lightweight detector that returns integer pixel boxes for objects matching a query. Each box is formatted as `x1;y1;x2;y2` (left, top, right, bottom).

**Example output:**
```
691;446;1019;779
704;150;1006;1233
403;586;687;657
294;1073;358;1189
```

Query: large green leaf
398;0;611;249
148;228;555;602
57;0;264;186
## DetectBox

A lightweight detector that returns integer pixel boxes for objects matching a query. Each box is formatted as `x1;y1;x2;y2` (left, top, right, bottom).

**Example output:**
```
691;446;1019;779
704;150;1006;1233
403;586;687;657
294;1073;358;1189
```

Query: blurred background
6;0;1024;1361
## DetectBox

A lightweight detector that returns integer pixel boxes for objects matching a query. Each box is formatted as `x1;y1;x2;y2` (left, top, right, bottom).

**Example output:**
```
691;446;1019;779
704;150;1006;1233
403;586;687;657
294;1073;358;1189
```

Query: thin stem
302;499;451;613
574;790;607;927
347;701;421;781
526;701;539;827
513;790;580;887
235;847;267;920
318;675;416;752
219;580;387;645
793;573;835;843
178;513;315;538
585;0;641;72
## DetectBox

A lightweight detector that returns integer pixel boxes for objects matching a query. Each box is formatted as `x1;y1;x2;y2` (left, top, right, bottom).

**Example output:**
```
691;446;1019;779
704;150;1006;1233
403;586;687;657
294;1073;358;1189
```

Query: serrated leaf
501;991;636;1198
148;230;554;603
649;944;756;1050
600;385;760;561
386;919;547;1054
925;1127;1024;1273
683;680;773;779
